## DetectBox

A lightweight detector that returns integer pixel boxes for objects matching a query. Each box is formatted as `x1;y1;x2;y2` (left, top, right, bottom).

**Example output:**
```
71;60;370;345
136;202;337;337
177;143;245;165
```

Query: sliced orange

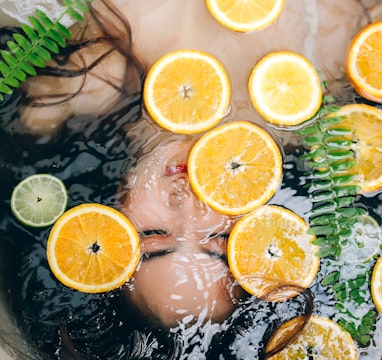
328;104;382;193
227;205;319;301
47;203;141;293
206;0;285;33
266;315;357;359
143;49;231;134
371;255;382;313
346;21;382;103
248;51;322;126
188;121;283;215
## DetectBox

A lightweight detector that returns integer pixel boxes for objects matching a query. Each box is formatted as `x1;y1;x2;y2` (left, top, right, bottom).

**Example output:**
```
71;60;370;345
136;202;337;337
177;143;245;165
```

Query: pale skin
119;135;243;327
18;0;378;135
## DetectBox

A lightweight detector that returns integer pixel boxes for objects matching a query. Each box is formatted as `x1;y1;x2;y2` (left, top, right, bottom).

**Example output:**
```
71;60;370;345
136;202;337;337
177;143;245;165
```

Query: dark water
0;85;381;360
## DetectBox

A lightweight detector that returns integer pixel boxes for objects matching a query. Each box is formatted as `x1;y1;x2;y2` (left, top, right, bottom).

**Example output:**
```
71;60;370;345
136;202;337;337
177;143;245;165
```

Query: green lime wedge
341;214;382;264
11;174;68;227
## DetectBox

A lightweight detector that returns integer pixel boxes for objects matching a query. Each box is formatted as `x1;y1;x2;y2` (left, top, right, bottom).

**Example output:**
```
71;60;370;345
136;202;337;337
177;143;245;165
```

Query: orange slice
227;205;319;301
266;315;357;359
188;121;283;215
328;104;382;193
206;0;286;33
371;255;382;313
143;49;231;134
346;21;382;103
47;203;140;293
248;51;322;126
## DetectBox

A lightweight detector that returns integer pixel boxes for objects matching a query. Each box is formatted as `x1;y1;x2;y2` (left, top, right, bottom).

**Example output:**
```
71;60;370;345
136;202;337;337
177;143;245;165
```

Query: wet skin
120;137;243;327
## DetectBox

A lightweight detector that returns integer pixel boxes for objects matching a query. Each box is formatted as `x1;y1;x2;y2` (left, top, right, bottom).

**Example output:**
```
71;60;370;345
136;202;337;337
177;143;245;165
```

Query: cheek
124;254;239;327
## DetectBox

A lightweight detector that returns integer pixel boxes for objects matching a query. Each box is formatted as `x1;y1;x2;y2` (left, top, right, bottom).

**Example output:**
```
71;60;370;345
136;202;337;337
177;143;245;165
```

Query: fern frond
296;95;378;346
0;0;93;101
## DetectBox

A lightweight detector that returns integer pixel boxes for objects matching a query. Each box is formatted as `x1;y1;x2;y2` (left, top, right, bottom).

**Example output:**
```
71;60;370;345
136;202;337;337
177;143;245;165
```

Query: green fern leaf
13;34;33;52
66;8;85;22
28;16;47;35
0;83;12;94
321;271;340;286
0;0;93;101
0;51;18;67
325;139;353;148
69;0;91;13
20;24;39;41
35;9;55;28
44;30;66;47
4;76;19;88
40;37;60;54
310;214;336;225
27;52;46;68
0;62;10;76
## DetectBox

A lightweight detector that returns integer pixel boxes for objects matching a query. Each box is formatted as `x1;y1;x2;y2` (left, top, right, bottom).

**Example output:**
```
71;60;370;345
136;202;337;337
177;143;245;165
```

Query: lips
165;164;188;176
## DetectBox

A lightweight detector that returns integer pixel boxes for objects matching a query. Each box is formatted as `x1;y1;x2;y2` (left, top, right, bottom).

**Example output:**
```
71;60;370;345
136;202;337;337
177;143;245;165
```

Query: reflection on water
0;0;381;359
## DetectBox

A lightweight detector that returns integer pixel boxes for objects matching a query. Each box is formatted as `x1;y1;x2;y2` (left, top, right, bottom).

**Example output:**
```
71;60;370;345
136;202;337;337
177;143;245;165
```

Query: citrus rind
328;103;382;193
371;256;382;313
11;174;68;228
144;49;231;134
248;51;322;126
266;315;358;359
188;121;283;215
227;205;320;301
206;0;286;33
47;203;141;293
346;21;382;102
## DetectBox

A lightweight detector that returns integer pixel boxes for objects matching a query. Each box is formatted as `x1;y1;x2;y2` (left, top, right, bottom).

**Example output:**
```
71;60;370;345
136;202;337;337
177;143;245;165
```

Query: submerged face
120;136;242;328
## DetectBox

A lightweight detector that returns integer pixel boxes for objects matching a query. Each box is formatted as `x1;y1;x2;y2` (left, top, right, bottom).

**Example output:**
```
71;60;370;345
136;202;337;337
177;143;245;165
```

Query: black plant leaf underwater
296;93;378;347
0;0;93;101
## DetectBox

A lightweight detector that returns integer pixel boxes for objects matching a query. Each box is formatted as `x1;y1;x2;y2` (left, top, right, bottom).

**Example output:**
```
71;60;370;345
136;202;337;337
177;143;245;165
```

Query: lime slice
11;174;68;227
341;214;382;264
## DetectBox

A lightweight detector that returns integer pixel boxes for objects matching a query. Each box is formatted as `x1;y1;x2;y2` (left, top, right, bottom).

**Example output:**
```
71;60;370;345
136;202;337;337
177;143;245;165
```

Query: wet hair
0;2;314;359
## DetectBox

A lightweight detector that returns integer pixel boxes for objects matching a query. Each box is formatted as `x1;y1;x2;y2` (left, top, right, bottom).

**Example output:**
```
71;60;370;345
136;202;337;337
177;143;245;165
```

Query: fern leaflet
0;0;93;101
296;95;379;346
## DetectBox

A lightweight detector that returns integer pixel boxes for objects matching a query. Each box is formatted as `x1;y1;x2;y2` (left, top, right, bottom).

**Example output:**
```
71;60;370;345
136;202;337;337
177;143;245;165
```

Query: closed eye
139;229;174;261
201;232;230;264
139;229;168;238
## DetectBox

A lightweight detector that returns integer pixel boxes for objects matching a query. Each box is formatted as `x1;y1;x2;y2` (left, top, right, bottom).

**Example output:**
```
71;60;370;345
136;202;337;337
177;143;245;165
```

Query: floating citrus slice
371;255;382;313
47;203;140;293
188;121;283;215
328;104;382;193
341;214;382;264
206;0;285;33
227;205;319;301
248;51;322;126
346;21;382;103
11;174;67;227
143;49;231;134
266;315;357;359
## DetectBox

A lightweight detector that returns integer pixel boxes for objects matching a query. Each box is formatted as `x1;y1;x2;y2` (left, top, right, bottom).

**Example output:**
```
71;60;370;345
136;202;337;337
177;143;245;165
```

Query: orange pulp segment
266;315;357;359
227;205;319;301
346;21;382;103
47;203;141;293
248;51;322;126
188;121;283;215
143;49;231;134
206;0;286;33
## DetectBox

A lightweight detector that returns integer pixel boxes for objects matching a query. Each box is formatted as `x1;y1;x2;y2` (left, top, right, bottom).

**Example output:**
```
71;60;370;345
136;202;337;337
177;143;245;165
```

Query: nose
168;175;192;208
